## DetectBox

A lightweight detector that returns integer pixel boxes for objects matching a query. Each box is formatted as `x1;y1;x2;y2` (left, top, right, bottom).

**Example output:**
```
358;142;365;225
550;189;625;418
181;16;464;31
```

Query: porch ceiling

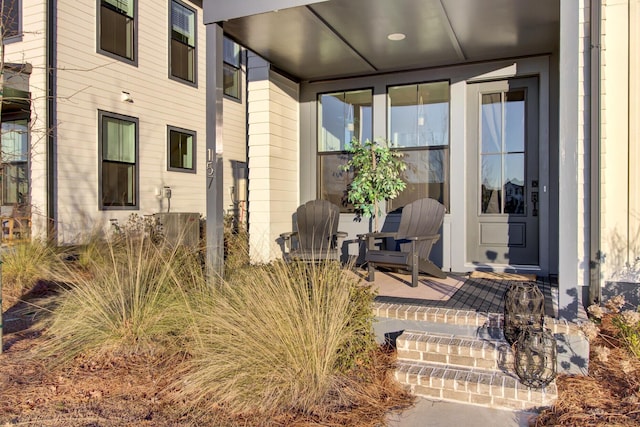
221;0;560;82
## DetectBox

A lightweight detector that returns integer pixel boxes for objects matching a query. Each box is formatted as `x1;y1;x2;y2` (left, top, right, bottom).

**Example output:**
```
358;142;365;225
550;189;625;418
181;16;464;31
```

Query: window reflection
388;148;449;211
318;90;372;152
1;120;29;206
479;90;526;215
318;89;372;212
388;81;450;211
389;82;449;148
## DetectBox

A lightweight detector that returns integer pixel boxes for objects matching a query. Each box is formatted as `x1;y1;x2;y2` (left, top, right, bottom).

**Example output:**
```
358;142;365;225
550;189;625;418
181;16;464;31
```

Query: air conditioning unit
153;212;200;248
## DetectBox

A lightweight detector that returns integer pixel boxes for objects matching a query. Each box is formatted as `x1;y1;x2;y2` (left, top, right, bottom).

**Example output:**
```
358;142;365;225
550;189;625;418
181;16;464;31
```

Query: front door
466;78;539;268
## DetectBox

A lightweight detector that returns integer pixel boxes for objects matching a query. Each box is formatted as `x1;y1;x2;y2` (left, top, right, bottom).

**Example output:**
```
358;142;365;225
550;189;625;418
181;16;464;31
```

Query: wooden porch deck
361;267;558;317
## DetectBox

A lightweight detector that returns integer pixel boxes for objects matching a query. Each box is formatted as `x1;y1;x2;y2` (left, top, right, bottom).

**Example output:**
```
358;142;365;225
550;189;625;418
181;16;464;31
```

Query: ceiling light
387;33;406;41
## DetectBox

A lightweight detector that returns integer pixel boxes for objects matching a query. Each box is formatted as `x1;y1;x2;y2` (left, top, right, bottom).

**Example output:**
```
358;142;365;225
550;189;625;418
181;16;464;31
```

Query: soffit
221;0;560;81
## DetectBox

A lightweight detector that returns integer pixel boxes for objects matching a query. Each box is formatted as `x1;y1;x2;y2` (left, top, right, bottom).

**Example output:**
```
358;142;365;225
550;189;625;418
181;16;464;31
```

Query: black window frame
316;88;374;213
169;0;197;86
1;0;21;43
0;116;29;206
98;110;139;210
97;0;137;66
386;80;451;212
167;125;196;173
223;36;242;100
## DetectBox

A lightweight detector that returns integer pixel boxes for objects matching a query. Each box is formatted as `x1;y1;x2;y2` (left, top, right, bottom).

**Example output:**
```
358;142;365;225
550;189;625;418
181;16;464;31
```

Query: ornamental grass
1;239;66;311
40;232;199;363
176;259;378;418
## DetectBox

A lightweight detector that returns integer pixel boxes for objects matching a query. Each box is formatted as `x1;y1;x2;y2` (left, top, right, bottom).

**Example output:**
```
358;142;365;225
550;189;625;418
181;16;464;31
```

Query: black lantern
513;327;557;388
503;281;545;345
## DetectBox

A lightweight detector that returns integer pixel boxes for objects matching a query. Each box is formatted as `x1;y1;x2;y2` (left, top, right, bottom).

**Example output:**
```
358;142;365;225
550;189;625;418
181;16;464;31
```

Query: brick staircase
373;302;585;411
395;330;556;410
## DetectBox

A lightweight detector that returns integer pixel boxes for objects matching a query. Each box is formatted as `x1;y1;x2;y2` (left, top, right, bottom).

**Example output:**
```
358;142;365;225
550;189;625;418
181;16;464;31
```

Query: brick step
397;330;513;371
373;301;581;336
395;360;558;411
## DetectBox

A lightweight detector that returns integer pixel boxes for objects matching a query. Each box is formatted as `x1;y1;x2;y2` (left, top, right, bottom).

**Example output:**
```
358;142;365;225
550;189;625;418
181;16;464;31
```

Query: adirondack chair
362;198;446;287
1;204;31;242
280;200;347;261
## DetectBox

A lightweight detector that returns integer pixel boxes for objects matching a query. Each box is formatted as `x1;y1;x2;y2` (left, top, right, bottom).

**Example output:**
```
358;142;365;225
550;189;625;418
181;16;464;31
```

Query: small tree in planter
341;138;406;232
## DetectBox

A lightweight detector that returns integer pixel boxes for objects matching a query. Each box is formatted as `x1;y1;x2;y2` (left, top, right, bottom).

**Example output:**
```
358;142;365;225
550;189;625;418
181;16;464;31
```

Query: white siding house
1;0;247;243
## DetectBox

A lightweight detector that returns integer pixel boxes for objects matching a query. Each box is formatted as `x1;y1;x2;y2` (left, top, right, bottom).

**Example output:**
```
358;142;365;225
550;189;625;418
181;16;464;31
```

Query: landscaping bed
0;229;414;426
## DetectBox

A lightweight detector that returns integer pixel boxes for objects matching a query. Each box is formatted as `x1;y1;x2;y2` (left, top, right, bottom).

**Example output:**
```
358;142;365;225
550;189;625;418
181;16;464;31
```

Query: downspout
46;0;57;241
589;0;602;305
243;48;250;229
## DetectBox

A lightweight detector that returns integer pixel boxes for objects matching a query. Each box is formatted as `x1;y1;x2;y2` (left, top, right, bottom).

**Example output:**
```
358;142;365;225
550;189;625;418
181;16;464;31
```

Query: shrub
586;295;640;360
42;233;196;362
178;259;377;417
341;138;406;231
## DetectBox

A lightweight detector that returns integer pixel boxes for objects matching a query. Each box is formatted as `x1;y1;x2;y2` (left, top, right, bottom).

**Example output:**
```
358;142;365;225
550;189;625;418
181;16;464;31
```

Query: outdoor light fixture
513;326;557;389
503;281;557;389
121;91;133;103
503;281;545;345
387;33;406;41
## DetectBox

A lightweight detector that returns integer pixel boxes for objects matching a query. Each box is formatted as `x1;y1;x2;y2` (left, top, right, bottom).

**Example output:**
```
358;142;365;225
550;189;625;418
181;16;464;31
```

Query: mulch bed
1;292;414;427
535;315;640;426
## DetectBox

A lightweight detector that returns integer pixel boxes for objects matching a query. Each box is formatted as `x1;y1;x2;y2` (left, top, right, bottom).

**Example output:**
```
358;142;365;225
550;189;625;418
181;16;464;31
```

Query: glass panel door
480;89;526;215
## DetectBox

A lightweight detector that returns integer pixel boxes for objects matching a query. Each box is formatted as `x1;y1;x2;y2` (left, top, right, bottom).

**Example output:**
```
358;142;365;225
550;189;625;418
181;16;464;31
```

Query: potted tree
341;138;406;232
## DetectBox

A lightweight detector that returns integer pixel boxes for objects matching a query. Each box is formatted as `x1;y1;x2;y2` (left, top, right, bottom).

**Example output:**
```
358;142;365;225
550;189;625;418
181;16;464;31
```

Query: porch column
246;54;300;263
205;23;225;277
558;0;587;319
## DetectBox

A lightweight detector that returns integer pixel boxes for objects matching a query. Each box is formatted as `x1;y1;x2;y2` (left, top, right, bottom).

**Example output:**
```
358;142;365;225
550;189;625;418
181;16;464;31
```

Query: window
167;126;196;172
223;37;241;99
98;0;135;63
317;89;372;212
1;0;21;41
1;119;28;205
170;0;196;83
99;111;138;209
480;90;526;215
387;81;450;211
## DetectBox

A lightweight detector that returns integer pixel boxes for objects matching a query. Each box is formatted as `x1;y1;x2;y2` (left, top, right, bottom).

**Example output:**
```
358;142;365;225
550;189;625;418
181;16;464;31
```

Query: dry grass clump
1;239;66;310
40;233;197;362
176;260;380;419
535;296;640;426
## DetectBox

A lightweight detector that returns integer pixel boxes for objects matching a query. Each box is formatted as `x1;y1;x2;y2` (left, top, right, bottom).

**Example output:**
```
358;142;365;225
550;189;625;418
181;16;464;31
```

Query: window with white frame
99;111;138;209
223;37;241;99
98;0;136;63
317;89;373;212
167;126;196;172
170;0;196;83
387;81;450;211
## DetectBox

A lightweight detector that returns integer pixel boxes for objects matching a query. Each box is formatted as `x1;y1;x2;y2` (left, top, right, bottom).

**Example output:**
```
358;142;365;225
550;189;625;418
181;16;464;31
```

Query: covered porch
368;269;558;316
202;0;589;320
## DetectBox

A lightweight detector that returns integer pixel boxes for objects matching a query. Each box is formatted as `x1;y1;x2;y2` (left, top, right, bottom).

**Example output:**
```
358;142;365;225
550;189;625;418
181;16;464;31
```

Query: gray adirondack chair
362;198;446;287
280;200;347;261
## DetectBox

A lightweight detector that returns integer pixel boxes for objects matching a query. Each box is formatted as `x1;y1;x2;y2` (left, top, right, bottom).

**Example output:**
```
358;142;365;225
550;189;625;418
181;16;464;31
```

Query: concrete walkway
387;398;537;427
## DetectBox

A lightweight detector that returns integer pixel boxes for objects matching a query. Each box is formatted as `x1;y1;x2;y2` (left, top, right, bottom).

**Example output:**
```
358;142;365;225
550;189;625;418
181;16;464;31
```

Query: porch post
558;0;581;319
205;23;225;278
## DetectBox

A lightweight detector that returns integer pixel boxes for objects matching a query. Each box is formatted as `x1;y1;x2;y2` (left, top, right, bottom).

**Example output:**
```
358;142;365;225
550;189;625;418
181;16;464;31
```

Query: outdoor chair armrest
279;231;297;240
357;231;397;240
402;234;440;241
279;231;298;253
